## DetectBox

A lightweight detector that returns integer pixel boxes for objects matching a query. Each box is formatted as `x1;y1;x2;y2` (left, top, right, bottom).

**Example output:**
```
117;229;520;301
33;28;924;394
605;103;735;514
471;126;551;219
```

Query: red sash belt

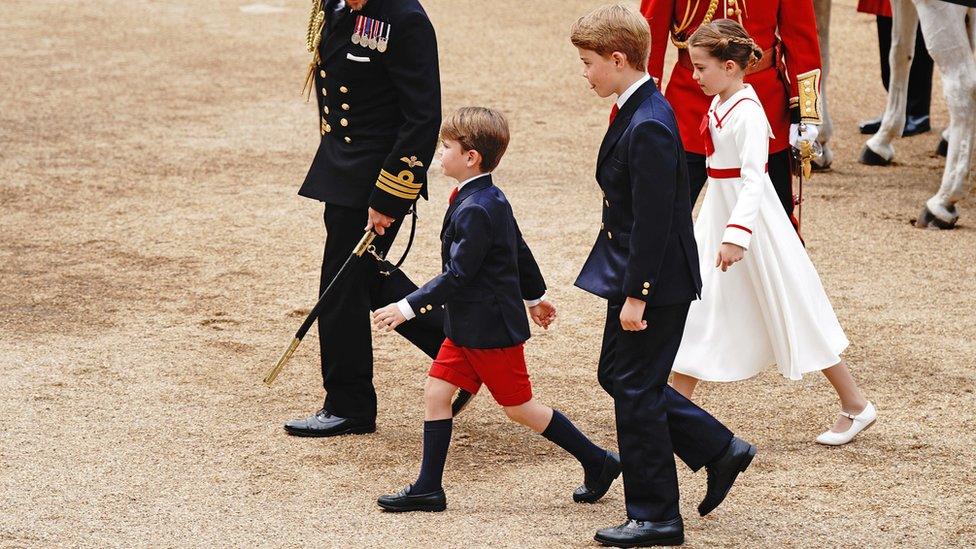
707;164;769;179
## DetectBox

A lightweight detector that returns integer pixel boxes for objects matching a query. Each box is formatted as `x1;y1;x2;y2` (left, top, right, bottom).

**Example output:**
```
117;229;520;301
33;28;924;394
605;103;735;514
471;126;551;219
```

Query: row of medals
350;16;389;52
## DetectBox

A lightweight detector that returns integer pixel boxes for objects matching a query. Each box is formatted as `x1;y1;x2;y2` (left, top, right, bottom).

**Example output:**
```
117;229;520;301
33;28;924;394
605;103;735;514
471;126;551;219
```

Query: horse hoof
935;138;948;158
859;145;891;166
914;205;958;230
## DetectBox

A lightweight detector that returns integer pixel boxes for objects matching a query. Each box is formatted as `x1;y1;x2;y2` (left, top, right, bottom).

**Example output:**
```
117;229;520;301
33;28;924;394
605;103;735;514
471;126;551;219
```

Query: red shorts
428;338;533;406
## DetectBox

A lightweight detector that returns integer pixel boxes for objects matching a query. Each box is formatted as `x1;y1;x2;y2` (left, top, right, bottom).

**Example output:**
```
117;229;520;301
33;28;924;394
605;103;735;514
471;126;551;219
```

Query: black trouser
318;204;445;419
877;15;933;118
687;149;795;218
598;301;733;521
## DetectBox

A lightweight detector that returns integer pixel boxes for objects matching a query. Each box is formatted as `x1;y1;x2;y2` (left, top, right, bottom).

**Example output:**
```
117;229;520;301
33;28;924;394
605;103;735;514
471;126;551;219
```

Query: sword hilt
264;337;300;387
354;230;377;257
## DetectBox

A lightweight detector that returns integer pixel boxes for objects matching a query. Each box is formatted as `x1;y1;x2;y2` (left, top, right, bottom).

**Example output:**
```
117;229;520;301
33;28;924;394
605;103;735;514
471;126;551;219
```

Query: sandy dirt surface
2;0;974;547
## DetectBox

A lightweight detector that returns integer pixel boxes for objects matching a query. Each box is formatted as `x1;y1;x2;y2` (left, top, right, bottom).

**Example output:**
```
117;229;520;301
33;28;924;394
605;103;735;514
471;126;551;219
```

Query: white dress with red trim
672;85;848;382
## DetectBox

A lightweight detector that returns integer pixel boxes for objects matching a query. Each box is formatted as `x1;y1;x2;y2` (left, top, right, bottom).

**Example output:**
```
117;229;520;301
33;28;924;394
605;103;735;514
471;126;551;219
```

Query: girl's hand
619;297;647;331
715;242;746;272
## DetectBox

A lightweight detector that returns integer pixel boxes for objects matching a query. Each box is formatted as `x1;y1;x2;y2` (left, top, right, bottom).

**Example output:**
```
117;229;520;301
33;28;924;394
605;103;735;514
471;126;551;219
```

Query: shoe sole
698;444;757;517
283;424;376;437
593;533;684;547
377;501;446;513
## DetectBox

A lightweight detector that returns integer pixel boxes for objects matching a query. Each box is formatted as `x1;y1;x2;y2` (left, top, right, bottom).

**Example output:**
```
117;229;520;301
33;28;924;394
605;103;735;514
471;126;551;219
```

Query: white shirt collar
457;172;490;191
616;73;651;109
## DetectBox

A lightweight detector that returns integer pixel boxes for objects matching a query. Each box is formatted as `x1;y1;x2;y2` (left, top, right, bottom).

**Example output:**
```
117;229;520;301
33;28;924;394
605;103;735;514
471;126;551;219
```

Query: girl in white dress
671;20;877;445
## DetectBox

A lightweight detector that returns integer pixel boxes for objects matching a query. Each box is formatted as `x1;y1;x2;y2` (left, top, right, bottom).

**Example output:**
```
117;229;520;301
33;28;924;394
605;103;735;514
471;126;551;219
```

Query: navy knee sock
412;418;453;494
541;410;607;481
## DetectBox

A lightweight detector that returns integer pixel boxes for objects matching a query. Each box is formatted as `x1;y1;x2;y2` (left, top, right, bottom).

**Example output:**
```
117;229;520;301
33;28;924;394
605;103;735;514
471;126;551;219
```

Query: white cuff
524;292;547;308
396;299;416;321
722;225;752;250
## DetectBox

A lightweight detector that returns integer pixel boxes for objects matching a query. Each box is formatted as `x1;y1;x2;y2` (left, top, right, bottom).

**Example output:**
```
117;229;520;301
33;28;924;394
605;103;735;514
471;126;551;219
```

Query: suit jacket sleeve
369;11;442;217
406;205;492;312
722;104;771;249
780;0;824;124
641;0;673;86
513;219;546;302
624;120;678;302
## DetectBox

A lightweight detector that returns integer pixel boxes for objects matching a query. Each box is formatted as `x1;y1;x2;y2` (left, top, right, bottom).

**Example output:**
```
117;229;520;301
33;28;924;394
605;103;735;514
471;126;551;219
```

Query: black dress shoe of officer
594;516;684;547
574;451;621;503
377;484;447;512
902;115;931;137
859;114;931;136
858;116;882;135
698;436;757;516
283;408;376;437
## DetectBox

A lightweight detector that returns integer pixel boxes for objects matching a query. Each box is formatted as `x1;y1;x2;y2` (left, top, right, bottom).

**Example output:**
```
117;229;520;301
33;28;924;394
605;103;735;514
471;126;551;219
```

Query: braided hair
688;19;763;70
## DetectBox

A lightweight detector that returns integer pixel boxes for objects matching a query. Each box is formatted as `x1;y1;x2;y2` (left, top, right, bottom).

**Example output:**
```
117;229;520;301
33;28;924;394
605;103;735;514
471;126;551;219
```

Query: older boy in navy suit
571;6;757;547
372;107;621;512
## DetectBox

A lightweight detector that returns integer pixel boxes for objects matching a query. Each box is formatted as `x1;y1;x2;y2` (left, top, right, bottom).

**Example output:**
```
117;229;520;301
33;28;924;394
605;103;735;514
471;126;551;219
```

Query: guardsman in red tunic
642;0;824;223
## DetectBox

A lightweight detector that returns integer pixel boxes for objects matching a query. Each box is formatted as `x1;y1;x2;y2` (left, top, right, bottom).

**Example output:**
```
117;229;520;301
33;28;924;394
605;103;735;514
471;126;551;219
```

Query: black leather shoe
698;436;757;516
451;389;475;416
574;451;621;503
902;115;931;137
283;409;376;437
594;516;684;547
859;114;931;136
377;484;446;512
858;116;882;135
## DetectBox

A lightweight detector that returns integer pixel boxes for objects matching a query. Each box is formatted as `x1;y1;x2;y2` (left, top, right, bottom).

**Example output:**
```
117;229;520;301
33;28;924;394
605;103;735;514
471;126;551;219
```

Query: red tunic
642;0;823;155
856;0;892;17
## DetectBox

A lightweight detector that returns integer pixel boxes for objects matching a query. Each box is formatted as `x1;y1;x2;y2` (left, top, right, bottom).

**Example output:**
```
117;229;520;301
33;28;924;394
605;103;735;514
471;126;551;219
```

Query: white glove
790;123;820;148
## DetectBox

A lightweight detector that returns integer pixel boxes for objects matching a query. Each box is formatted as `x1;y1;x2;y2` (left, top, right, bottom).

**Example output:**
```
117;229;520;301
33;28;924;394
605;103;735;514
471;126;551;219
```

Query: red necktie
448;186;459;204
609;104;619;126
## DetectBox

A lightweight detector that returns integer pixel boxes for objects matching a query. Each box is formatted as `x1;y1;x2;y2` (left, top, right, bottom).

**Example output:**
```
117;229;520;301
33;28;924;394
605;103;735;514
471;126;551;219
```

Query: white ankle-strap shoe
815;401;877;446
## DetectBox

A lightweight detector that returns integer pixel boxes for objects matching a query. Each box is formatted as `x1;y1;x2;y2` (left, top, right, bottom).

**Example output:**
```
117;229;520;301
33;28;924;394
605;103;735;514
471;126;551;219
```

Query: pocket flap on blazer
346;53;371;63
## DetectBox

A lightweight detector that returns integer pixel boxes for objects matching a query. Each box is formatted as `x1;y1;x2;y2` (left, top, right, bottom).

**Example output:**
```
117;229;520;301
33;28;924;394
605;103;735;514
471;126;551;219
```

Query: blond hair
570;4;650;72
440;107;510;172
688;19;763;70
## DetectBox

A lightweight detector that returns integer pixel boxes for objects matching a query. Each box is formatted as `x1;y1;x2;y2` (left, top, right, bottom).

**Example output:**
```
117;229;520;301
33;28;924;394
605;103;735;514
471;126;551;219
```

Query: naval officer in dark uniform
286;0;445;437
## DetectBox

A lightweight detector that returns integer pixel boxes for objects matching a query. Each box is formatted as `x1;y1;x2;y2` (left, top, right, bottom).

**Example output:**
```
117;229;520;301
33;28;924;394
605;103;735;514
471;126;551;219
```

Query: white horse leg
861;0;919;165
813;0;833;169
914;2;976;229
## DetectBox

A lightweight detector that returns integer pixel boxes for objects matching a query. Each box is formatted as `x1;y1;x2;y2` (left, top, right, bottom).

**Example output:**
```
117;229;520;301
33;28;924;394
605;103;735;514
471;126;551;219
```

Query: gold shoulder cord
302;0;325;102
670;0;746;49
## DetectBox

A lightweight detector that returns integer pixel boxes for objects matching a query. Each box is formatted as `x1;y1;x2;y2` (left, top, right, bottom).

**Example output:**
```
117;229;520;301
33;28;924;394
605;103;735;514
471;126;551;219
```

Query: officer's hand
365;207;395;236
529;300;557;330
619;297;647;331
789;123;820;148
715;242;746;272
372;303;407;332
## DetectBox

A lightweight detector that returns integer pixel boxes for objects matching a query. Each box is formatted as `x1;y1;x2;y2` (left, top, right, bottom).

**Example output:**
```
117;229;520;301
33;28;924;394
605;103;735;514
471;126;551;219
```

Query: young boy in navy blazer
570;6;756;547
372;107;621;512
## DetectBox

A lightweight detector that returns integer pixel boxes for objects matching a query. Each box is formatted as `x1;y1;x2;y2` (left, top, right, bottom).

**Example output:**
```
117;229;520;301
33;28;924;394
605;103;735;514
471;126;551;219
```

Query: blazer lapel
596;79;657;174
441;175;493;237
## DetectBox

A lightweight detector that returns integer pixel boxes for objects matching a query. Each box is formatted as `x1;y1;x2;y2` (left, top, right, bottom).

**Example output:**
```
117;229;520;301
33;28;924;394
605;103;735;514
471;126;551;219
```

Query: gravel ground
1;0;974;547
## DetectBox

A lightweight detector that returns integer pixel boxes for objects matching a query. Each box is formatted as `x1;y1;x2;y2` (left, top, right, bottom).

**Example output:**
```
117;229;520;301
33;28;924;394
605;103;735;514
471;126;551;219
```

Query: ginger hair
570;4;650;72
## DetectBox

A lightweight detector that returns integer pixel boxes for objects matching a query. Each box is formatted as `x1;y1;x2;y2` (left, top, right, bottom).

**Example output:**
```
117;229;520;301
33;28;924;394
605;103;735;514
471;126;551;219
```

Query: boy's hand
529;300;557;330
619;297;647;331
372;303;407;332
715;242;746;272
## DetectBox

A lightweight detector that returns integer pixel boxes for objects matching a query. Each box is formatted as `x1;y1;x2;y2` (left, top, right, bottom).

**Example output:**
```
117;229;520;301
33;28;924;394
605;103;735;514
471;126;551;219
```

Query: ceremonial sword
263;230;378;386
262;228;476;415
